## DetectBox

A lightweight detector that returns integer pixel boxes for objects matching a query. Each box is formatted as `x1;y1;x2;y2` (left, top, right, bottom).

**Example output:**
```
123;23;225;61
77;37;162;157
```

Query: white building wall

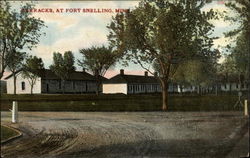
221;83;248;92
103;84;127;94
6;75;41;94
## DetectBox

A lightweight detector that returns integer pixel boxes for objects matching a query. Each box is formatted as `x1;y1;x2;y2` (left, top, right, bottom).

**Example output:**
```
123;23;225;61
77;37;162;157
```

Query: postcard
1;0;249;157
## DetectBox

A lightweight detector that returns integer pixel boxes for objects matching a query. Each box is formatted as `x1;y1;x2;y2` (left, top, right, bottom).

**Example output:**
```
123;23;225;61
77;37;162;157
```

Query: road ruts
0;112;249;158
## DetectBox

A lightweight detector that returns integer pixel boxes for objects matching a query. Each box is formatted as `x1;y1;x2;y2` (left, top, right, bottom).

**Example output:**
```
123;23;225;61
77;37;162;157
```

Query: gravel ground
1;111;249;158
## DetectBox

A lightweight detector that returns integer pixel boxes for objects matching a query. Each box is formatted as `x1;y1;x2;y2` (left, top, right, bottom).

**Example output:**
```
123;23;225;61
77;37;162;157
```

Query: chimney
154;72;158;77
82;68;85;72
144;71;148;76
120;69;124;75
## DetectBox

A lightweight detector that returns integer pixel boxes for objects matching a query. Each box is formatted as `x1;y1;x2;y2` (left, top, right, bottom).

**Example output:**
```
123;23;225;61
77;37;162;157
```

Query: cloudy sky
6;0;237;78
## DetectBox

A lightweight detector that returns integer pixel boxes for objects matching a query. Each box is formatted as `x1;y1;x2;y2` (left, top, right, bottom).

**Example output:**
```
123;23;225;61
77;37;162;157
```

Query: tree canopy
224;0;249;38
0;2;45;79
223;0;249;90
22;55;44;94
78;45;118;94
50;51;75;93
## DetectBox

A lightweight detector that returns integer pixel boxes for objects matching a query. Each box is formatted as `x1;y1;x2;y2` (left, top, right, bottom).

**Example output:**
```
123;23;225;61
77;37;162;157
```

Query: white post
244;100;248;116
12;101;18;123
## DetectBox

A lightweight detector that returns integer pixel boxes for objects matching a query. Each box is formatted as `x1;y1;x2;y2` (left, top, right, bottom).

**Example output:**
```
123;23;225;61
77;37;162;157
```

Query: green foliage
22;55;44;94
1;125;19;141
78;46;118;95
50;51;75;93
174;59;214;87
107;0;217;109
50;51;75;81
108;0;216;72
224;0;250;38
0;1;45;79
231;34;249;77
78;46;117;77
219;33;249;85
5;50;26;94
224;1;250;81
219;54;237;76
6;51;26;73
0;94;239;112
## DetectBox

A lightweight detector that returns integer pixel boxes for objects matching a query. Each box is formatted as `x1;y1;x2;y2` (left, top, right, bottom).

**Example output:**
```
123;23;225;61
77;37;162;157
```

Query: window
154;84;157;91
142;85;145;92
128;85;132;92
236;84;238;89
21;82;25;90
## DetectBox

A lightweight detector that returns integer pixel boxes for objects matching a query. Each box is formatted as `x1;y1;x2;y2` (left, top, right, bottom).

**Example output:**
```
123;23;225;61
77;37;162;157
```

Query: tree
50;51;75;94
181;60;214;94
231;34;249;79
6;51;26;94
108;0;217;110
0;2;45;79
224;0;249;38
22;56;44;94
224;0;250;93
78;46;118;95
220;35;248;92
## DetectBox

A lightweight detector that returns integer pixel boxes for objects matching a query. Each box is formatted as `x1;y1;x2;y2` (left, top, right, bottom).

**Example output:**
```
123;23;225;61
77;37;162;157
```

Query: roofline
4;69;100;81
4;70;22;80
108;74;156;79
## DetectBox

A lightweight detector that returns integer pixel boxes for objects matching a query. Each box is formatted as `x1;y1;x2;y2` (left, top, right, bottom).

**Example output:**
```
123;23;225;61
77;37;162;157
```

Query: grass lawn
0;94;243;111
1;125;19;141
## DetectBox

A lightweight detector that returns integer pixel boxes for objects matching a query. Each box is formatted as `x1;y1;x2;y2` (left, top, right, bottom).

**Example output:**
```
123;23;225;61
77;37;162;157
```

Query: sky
4;0;237;79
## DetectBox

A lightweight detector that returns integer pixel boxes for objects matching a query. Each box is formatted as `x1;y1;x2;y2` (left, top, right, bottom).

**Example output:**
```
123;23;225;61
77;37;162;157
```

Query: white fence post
12;101;18;123
244;100;248;116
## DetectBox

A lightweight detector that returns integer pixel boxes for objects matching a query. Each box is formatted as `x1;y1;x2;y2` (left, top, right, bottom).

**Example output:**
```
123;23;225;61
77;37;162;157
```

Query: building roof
40;69;96;81
104;74;159;84
4;69;107;81
4;70;22;80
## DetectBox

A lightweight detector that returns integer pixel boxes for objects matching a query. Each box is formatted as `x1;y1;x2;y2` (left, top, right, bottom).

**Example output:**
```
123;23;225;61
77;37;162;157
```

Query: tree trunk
13;75;17;95
95;70;100;95
62;80;65;94
0;72;3;80
180;85;183;94
215;84;218;96
160;79;168;111
95;77;100;95
238;74;242;92
31;84;33;94
96;82;100;95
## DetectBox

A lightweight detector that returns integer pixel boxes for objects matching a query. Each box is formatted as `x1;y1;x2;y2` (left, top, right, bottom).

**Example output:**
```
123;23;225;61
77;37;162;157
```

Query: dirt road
1;112;249;158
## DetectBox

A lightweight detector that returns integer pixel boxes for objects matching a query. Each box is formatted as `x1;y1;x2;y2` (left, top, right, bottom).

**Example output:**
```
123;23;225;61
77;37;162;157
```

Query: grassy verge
0;94;242;111
1;125;19;141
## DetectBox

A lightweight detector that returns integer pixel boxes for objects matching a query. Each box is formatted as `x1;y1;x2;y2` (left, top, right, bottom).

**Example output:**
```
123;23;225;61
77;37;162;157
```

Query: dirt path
1;112;249;158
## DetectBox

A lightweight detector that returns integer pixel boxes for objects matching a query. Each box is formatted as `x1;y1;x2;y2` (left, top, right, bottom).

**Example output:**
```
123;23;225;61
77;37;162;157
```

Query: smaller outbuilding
103;69;161;94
